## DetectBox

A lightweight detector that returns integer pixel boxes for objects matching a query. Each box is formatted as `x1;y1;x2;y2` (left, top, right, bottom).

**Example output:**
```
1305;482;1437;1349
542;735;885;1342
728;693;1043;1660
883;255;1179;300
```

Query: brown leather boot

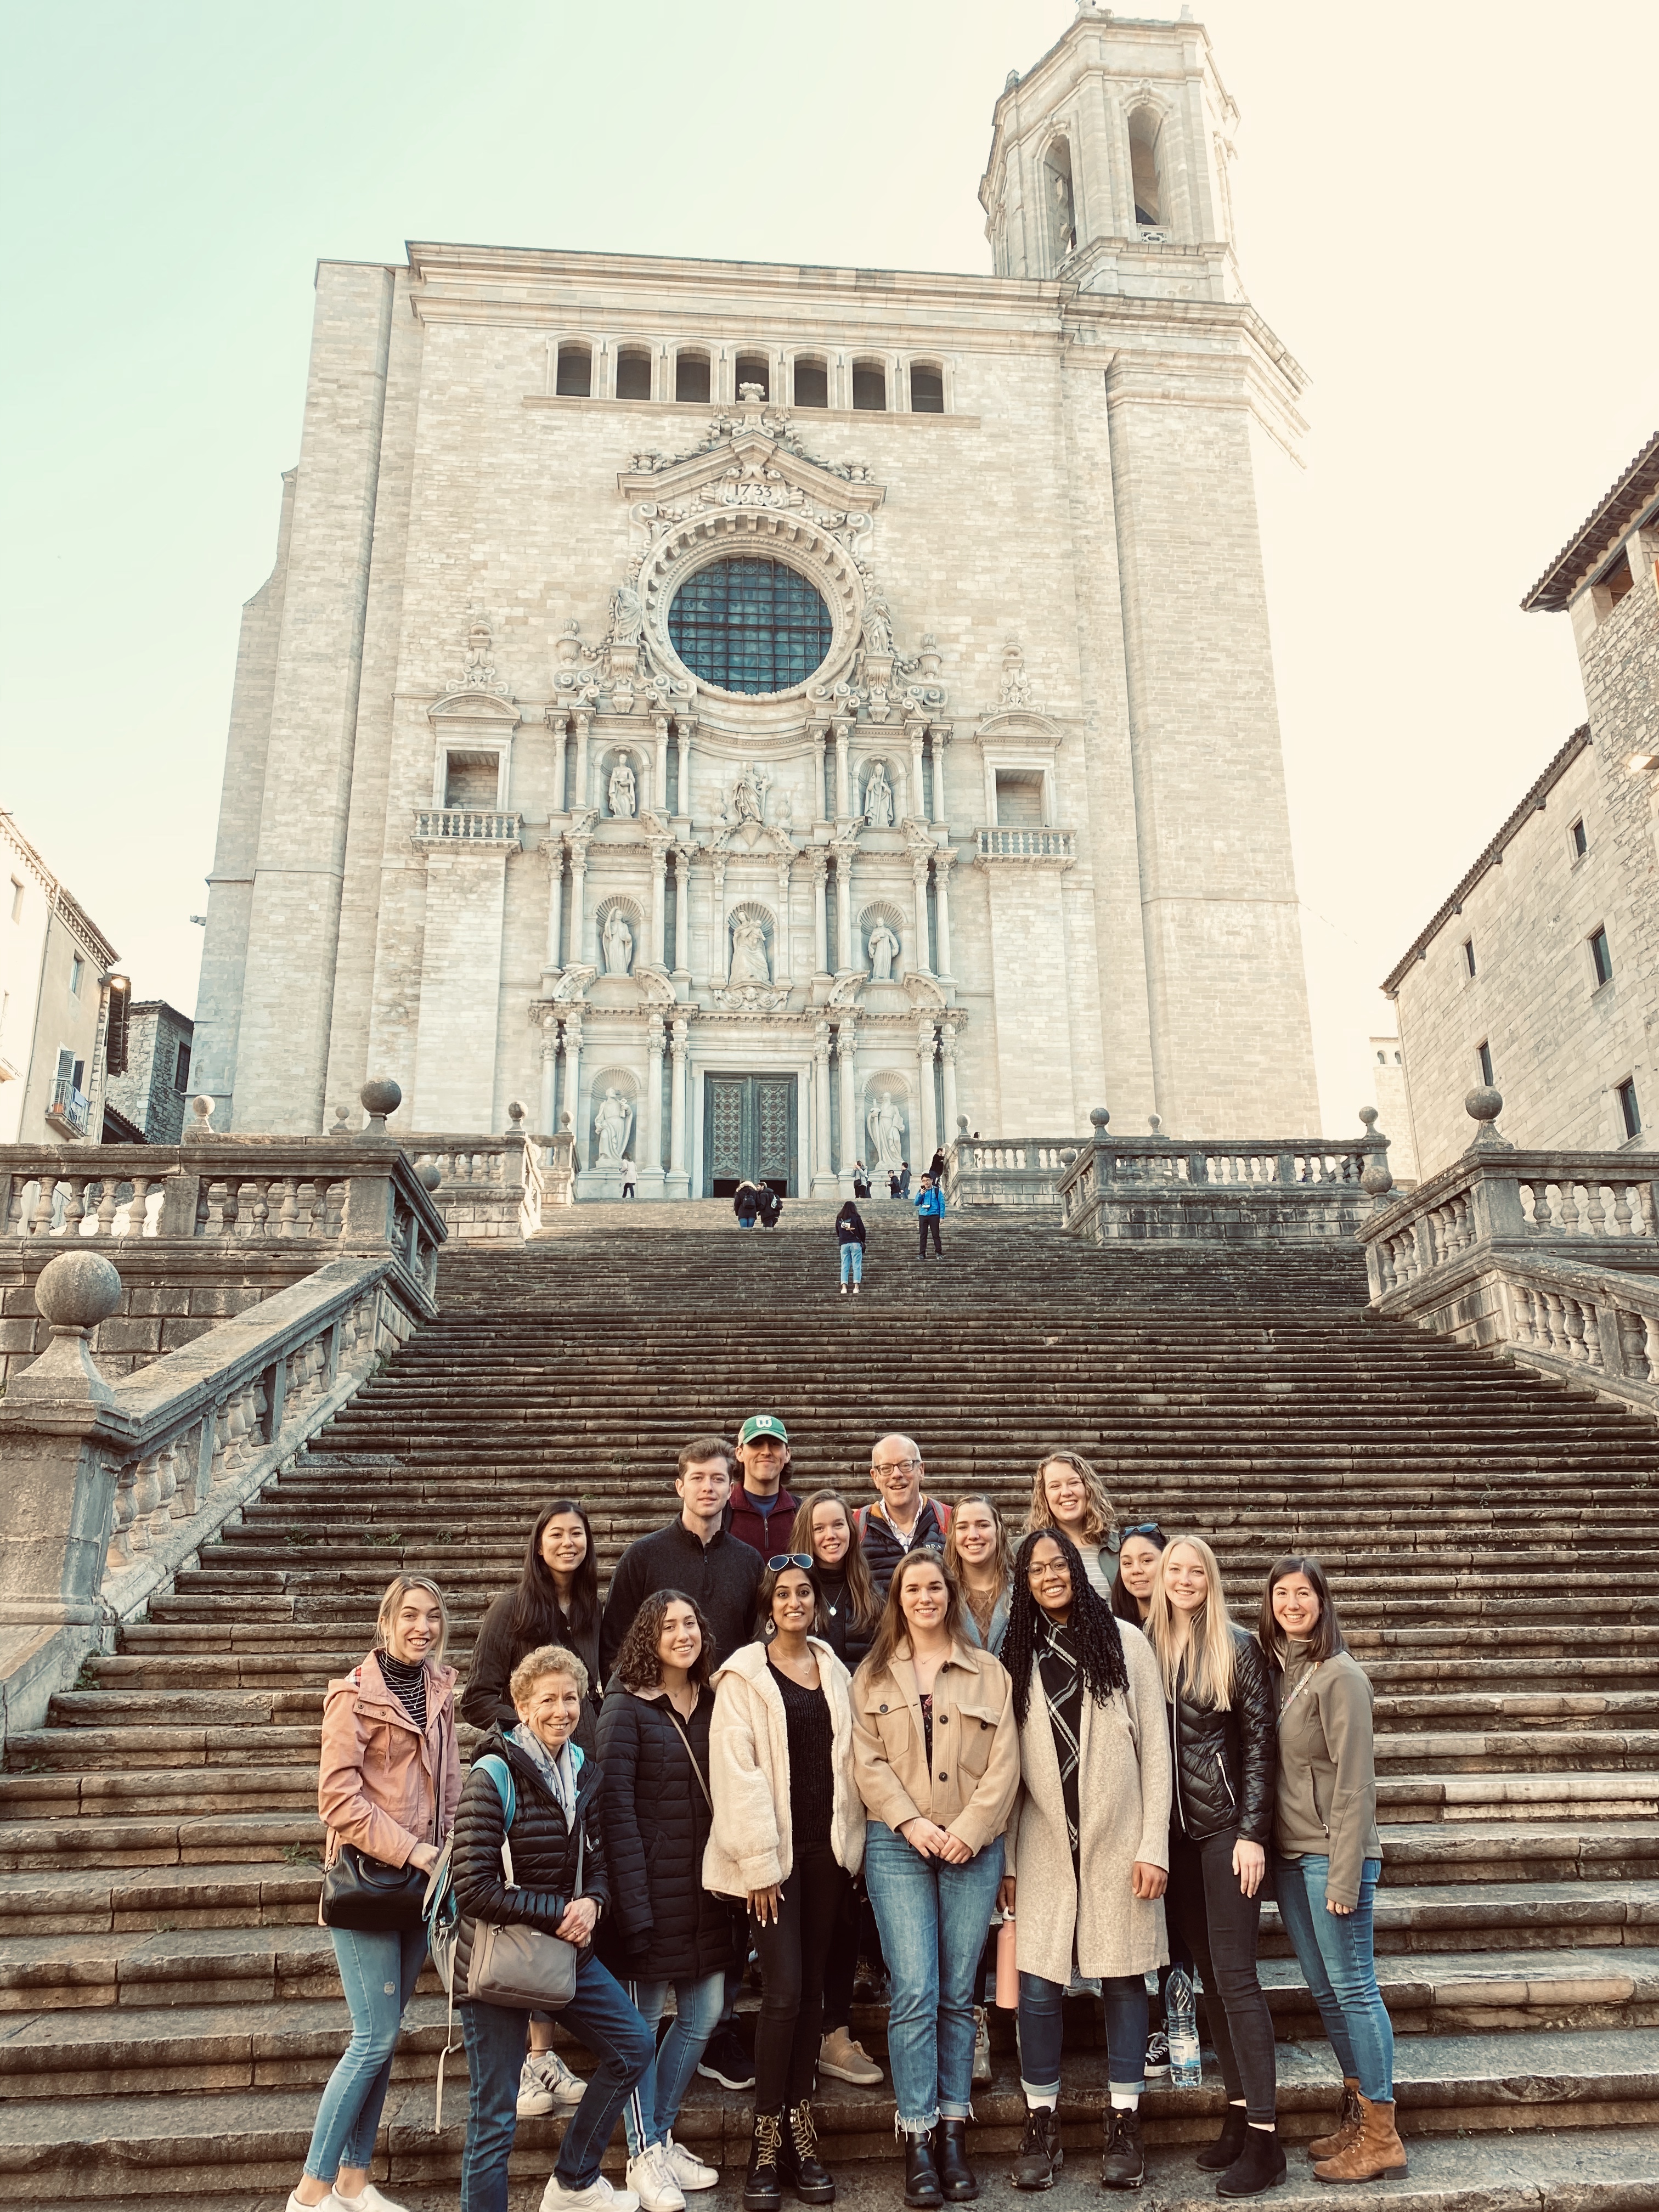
1313;2094;1407;2183
1306;2079;1362;2163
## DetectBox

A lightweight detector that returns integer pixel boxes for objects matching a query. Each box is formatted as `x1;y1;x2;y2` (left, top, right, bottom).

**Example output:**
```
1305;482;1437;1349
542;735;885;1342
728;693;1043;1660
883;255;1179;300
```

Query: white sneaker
627;2142;687;2212
518;2055;555;2116
665;2135;720;2192
543;2177;640;2212
285;2194;345;2212
333;2190;410;2212
522;2046;588;2112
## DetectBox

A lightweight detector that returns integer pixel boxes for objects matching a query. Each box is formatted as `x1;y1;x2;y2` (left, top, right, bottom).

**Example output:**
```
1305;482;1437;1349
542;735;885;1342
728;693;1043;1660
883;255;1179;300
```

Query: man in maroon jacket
724;1411;799;1558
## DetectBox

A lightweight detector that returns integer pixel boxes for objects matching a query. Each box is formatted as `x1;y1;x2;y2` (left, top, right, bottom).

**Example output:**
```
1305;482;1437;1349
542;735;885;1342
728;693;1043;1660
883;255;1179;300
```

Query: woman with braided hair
998;1531;1171;2194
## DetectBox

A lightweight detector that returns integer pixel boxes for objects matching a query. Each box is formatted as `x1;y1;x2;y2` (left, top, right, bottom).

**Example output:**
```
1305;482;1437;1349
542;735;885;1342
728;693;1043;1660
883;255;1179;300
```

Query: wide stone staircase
3;1200;1657;2208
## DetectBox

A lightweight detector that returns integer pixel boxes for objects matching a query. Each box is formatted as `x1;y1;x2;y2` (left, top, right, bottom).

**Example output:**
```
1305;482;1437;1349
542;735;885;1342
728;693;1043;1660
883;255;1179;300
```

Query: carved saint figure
594;1088;633;1165
730;914;771;984
867;1091;905;1176
861;594;894;658
608;758;637;820
867;917;900;983
732;761;769;825
610;585;644;646
863;760;894;830
601;909;634;977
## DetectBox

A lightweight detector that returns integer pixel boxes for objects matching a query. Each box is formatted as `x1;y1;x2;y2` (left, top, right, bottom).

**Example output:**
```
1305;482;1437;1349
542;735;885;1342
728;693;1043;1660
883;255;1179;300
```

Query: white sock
1023;2089;1058;2111
1110;2091;1139;2112
1248;2120;1275;2132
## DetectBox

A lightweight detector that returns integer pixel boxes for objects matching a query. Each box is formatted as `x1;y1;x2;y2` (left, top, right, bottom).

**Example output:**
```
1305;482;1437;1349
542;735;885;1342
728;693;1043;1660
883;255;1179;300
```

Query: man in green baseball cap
726;1412;798;1558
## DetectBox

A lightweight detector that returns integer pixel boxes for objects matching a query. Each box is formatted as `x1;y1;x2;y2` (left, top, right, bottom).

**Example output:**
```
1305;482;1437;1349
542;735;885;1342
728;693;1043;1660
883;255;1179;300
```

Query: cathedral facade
194;5;1321;1197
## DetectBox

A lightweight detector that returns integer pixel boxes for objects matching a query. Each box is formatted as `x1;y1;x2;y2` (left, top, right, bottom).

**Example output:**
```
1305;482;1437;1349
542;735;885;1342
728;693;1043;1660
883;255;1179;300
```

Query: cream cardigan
703;1637;866;1896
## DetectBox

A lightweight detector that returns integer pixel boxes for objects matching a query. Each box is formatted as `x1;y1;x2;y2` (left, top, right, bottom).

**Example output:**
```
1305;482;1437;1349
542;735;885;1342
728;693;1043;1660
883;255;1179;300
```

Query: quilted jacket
449;1724;610;1988
1167;1625;1277;1847
595;1686;742;1980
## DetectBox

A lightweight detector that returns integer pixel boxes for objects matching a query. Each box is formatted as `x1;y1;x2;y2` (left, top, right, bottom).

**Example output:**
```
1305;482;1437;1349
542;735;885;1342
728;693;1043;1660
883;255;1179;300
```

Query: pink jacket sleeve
317;1677;422;1869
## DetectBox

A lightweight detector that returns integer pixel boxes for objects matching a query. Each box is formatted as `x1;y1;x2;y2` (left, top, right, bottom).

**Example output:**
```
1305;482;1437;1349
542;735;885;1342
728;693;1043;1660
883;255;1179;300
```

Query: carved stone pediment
618;408;885;527
427;688;522;730
544;963;596;1006
711;982;793;1013
709;816;797;860
902;970;949;1011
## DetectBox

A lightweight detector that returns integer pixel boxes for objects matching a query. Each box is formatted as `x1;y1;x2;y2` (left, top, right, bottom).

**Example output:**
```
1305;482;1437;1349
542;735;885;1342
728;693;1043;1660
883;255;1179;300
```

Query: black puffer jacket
1168;1626;1276;1846
460;1592;602;1755
595;1685;740;1981
450;1725;611;1989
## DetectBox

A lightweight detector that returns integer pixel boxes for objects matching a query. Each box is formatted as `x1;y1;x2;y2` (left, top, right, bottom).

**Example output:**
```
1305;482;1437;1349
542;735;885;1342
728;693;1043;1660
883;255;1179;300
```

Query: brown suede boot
1313;2094;1407;2183
1306;2079;1362;2163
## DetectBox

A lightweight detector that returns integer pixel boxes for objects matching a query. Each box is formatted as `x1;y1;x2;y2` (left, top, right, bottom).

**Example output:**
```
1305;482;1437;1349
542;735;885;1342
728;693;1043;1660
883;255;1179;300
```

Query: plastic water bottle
1166;1965;1201;2087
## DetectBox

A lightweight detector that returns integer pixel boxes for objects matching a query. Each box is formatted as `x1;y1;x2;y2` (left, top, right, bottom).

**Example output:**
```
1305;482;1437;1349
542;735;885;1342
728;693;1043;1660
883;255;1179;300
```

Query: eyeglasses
871;1459;923;1476
766;1554;814;1574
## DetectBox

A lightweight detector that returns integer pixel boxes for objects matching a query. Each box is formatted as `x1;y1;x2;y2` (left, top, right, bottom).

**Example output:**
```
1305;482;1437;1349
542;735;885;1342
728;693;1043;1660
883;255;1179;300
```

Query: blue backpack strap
476;1752;516;1830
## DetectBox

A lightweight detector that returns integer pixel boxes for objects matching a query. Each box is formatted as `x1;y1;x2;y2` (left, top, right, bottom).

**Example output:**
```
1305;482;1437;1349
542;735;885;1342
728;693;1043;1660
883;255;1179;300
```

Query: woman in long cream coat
998;1531;1171;2196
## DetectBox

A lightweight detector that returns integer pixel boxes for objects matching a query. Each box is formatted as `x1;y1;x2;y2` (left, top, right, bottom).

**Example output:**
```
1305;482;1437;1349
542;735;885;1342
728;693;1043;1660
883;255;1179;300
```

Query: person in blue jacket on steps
914;1175;945;1261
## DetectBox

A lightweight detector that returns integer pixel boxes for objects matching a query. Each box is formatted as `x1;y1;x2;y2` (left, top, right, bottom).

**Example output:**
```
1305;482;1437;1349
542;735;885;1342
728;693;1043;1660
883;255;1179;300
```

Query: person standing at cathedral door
725;1414;799;1561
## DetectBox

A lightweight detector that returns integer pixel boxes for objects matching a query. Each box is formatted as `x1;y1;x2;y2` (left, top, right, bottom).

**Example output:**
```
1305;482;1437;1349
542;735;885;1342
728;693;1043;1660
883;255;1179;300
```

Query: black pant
918;1216;942;1257
1164;1827;1277;2123
751;1838;848;2110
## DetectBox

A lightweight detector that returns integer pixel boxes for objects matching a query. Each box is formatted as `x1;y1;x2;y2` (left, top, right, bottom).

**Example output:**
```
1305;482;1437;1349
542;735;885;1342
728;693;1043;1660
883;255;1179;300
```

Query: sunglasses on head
766;1554;815;1575
1123;1523;1167;1543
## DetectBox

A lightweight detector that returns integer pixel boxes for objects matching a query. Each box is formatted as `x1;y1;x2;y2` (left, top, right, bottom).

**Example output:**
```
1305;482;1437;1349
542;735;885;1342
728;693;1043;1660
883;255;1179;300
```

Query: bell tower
980;3;1243;294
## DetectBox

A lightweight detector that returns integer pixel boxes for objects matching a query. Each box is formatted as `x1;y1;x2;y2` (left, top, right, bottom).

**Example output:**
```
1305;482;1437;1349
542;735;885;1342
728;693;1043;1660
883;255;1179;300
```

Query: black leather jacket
1167;1626;1276;1846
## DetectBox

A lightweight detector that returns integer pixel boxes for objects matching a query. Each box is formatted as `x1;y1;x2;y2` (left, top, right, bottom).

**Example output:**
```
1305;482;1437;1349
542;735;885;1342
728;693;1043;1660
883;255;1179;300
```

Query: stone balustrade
411;807;522;845
945;1133;1079;1208
0;1246;426;1740
409;1108;576;1239
1061;1109;1385;1244
974;826;1076;862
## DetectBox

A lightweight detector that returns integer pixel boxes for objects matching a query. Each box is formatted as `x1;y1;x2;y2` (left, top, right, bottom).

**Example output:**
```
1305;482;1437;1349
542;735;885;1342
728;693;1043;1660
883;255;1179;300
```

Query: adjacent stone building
1386;432;1659;1176
194;4;1322;1194
103;1001;195;1146
0;811;120;1147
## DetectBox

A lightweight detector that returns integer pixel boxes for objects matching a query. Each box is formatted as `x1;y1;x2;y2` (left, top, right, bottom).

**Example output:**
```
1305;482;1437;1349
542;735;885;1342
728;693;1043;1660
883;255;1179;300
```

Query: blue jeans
304;1923;428;2182
1273;1854;1392;2101
1018;1970;1148;2099
737;1216;756;1229
623;1968;726;2155
460;1949;654;2211
839;1243;864;1285
865;1822;1003;2130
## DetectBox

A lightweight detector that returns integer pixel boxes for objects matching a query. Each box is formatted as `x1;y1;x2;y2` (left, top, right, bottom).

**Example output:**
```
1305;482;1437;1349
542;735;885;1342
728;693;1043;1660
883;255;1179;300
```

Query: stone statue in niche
863;760;894;829
594;1088;633;1165
732;760;770;825
601;909;635;976
730;915;771;984
608;758;637;819
861;594;894;659
610;585;643;647
867;918;900;983
867;1092;905;1176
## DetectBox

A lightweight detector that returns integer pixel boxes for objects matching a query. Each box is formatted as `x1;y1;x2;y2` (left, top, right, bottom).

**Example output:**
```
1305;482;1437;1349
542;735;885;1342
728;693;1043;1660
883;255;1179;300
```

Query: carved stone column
709;855;729;989
642;1011;665;1197
563;1018;584;1169
673;843;694;980
538;1007;560;1133
652;715;671;814
675;717;695;817
775;859;793;988
572;712;592;815
940;1018;960;1146
834;845;854;973
543;840;566;971
812;1019;837;1195
933;849;956;978
545;706;569;814
906;718;927;824
810;851;830;978
833;719;852;819
928;720;953;825
649;838;670;967
916;1019;938;1166
668;1014;690;1199
812;721;829;822
837;1018;859;1190
566;832;591;969
911;862;932;976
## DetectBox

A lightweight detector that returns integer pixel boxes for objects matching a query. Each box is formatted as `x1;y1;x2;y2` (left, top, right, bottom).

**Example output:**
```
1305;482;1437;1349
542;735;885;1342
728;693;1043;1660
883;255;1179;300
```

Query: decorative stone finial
1090;1106;1110;1132
1060;1147;1078;1165
357;1078;402;1142
330;1104;351;1135
507;1101;526;1128
956;1115;969;1135
1358;1105;1379;1132
418;1163;443;1193
1148;1114;1164;1138
560;1111;573;1131
185;1094;219;1141
1464;1085;1512;1153
11;1252;122;1409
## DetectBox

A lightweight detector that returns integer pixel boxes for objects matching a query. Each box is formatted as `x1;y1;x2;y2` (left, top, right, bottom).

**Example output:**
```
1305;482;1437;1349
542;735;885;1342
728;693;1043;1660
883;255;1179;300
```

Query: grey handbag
461;1752;582;2010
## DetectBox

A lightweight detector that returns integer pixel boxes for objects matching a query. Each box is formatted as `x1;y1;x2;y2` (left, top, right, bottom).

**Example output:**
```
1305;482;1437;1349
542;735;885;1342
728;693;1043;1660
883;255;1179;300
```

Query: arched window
1128;107;1164;228
615;346;652;400
909;362;944;414
852;359;887;412
555;342;592;397
735;351;770;401
793;357;829;408
1042;136;1077;265
675;349;711;403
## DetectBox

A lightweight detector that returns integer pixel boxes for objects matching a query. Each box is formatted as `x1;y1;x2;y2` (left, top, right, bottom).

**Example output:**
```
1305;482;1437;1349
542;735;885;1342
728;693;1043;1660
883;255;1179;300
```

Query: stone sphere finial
1148;1114;1163;1136
1090;1105;1110;1131
1465;1085;1503;1126
1358;1105;1379;1132
956;1115;968;1135
1060;1147;1078;1165
330;1103;351;1134
357;1077;402;1142
507;1100;526;1128
418;1163;443;1192
191;1094;215;1128
35;1250;122;1336
560;1111;573;1131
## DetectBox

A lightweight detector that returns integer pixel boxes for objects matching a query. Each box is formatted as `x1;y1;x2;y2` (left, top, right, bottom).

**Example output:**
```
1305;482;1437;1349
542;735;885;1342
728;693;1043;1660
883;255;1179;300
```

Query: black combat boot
781;2098;836;2205
903;2131;944;2208
1010;2106;1063;2191
934;2118;978;2202
743;2109;785;2212
1100;2106;1145;2191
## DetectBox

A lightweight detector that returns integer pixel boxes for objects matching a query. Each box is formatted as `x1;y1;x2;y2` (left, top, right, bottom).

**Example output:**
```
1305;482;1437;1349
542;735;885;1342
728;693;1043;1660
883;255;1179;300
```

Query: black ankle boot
1196;2107;1252;2172
1101;2107;1145;2191
1216;2126;1287;2199
934;2119;978;2203
1011;2107;1063;2191
782;2099;836;2205
743;2109;786;2212
904;2132;944;2208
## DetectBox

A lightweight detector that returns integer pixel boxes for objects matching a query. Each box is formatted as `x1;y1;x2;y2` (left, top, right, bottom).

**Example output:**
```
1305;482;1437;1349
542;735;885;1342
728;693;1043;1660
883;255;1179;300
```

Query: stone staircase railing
409;1107;576;1238
944;1129;1079;1207
1060;1108;1388;1243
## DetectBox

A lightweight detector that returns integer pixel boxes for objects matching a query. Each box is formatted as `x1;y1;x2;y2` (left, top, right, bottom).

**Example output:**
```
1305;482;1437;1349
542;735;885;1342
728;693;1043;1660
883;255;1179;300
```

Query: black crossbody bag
320;1682;445;1932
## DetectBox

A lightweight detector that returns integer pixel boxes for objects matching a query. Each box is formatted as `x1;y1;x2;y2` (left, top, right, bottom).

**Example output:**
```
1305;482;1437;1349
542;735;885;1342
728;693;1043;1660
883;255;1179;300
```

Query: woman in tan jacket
290;1574;461;2212
851;1549;1019;2208
1259;1555;1403;2187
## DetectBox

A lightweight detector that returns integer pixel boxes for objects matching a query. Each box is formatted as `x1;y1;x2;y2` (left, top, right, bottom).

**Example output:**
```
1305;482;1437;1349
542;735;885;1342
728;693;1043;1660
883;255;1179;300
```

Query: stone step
1382;1818;1659;1884
1378;1773;1659;1824
0;1812;321;1875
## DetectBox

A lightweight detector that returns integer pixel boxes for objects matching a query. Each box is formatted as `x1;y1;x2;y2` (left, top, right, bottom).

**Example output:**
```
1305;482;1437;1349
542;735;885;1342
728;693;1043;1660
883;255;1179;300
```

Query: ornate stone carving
711;982;792;1012
729;760;770;826
730;912;771;984
608;757;638;819
459;610;511;697
862;759;895;828
999;637;1033;707
547;962;596;1006
867;916;900;982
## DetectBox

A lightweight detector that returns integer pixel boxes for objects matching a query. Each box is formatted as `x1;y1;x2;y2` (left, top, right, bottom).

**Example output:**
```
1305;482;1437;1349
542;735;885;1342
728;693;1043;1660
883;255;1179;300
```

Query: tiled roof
1521;431;1659;613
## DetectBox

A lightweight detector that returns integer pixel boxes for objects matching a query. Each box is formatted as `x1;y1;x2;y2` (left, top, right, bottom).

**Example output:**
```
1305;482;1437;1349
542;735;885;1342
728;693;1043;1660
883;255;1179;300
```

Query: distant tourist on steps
835;1198;867;1294
914;1174;945;1260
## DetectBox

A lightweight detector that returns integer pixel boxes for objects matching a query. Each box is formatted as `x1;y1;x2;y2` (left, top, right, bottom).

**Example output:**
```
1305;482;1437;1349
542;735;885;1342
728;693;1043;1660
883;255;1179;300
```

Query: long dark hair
858;1549;967;1685
789;1488;881;1632
508;1499;600;1650
1257;1554;1348;1666
1110;1520;1169;1626
614;1588;715;1693
1003;1527;1130;1725
754;1557;829;1639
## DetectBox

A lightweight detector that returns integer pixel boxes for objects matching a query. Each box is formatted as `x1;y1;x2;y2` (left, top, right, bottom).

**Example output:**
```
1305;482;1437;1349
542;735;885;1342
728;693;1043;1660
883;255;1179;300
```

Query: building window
675;350;711;403
1128;105;1164;227
1618;1076;1641;1139
793;357;828;408
70;955;84;997
995;770;1046;828
174;1041;192;1094
1590;926;1613;987
1462;936;1476;979
1477;1039;1494;1087
909;362;945;413
615;347;652;400
8;877;22;923
1595;550;1635;618
735;351;770;401
1571;816;1588;860
851;359;887;411
555;342;593;397
667;557;833;695
1042;136;1077;264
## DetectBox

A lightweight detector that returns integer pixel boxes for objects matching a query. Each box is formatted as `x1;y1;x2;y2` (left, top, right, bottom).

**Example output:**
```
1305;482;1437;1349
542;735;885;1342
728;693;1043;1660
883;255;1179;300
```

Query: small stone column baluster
644;1012;665;1197
669;1015;690;1198
673;843;694;979
810;852;830;977
837;1019;859;1187
650;839;670;968
813;1020;836;1194
775;859;793;988
544;840;566;970
916;1020;938;1165
563;1019;584;1169
934;850;955;977
833;719;852;819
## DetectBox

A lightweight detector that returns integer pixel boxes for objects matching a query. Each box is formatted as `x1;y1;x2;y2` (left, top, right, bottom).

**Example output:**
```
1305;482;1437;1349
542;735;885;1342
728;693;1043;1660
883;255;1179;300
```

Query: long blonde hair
1026;1448;1118;1549
1147;1536;1237;1711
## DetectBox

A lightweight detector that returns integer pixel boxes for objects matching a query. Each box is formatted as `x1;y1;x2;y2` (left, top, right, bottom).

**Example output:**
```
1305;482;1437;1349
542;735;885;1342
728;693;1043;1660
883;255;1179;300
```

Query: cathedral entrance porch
703;1072;797;1198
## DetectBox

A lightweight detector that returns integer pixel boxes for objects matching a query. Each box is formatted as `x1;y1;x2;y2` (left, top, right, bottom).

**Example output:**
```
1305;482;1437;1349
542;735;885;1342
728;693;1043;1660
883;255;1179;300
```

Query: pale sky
3;1;1654;1138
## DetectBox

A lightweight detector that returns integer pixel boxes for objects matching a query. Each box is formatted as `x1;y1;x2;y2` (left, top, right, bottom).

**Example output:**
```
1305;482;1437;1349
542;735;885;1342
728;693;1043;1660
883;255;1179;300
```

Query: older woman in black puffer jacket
452;1643;653;2212
598;1590;741;2212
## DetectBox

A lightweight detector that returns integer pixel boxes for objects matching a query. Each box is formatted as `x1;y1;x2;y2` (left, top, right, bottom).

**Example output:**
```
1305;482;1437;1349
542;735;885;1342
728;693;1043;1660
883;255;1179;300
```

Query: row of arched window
546;341;950;415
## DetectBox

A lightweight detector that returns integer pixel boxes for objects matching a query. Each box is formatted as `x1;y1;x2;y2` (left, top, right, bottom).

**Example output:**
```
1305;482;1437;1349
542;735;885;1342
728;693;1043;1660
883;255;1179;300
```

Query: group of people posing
291;1425;1404;2212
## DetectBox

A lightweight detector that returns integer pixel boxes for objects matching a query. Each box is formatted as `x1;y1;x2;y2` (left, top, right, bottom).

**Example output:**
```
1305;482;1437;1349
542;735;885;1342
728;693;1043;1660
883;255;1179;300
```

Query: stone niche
862;1070;913;1181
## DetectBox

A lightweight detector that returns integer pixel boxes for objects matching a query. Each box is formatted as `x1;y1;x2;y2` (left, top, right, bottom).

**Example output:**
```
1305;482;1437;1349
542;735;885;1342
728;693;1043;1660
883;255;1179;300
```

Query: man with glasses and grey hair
856;1433;953;1605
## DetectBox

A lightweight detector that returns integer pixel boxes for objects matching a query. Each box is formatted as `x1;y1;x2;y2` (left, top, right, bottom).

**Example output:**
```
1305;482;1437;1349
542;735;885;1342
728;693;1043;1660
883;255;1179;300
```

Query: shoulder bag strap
662;1702;716;1813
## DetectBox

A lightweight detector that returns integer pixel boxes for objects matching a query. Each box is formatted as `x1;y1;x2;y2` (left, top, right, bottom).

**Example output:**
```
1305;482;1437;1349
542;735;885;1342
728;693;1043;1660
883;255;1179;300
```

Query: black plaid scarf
1036;1618;1084;1863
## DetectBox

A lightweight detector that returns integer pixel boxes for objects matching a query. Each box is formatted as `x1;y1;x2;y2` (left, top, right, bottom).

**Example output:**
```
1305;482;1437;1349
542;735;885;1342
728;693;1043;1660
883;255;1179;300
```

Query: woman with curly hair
998;1530;1170;2194
1024;1450;1119;1601
597;1589;738;2212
